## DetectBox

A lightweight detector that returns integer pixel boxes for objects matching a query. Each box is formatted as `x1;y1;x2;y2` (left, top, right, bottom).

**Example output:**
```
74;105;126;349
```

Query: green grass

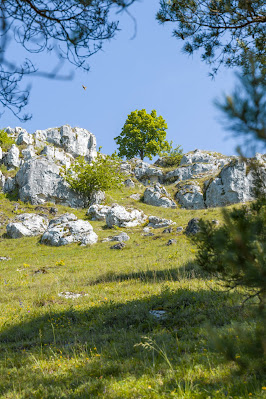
0;190;265;398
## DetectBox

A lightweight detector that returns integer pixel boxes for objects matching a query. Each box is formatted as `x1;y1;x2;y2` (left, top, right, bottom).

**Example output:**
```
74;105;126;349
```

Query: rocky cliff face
0;126;265;209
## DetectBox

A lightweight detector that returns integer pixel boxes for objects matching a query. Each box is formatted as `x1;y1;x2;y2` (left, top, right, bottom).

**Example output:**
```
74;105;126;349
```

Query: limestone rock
205;159;265;208
120;162;132;175
6;213;48;238
40;145;74;168
33;125;97;161
165;162;218;183
148;216;175;229
180;149;230;166
89;190;106;206
0;171;5;189
175;183;205;209
143;183;177;208
110;242;125;249
87;204;111;221
167;239;177;245
103;232;130;242
3;177;16;193
133;160;163;185
15;157;85;207
185;218;200;235
21;145;36;160
41;213;98;246
130;193;141;200
4;144;20;169
105;204;147;228
16;130;33;146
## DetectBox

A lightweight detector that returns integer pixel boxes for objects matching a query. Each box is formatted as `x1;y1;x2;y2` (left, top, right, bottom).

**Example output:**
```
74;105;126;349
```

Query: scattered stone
0;256;11;261
212;219;219;225
105;204;146;228
176;226;184;233
110;242;125;250
6;213;49;238
167;239;177;246
149;310;167;319
144;232;155;237
185;218;201;236
129;193;141;200
143;227;150;233
124;178;135;187
58;291;88;299
143;183;177;208
163;227;173;234
3;177;17;194
103;232;130;242
41;213;98;246
148;216;175;229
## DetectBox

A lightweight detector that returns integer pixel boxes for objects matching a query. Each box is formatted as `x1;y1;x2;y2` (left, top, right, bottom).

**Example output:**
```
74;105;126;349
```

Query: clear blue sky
0;0;241;157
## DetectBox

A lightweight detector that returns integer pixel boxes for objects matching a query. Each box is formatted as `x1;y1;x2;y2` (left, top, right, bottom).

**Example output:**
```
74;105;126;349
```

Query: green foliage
63;154;124;200
0;129;15;150
160;144;183;167
157;0;266;72
115;109;171;160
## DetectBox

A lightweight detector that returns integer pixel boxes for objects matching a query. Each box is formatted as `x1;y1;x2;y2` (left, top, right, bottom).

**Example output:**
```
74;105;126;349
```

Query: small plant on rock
0;129;15;151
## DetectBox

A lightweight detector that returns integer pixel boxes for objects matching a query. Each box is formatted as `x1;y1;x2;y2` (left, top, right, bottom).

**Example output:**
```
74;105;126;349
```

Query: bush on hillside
63;154;124;201
160;144;183;167
0;129;15;151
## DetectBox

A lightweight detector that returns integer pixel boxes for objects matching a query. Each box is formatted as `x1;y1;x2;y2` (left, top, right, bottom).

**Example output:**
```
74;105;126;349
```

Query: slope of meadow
0;185;264;398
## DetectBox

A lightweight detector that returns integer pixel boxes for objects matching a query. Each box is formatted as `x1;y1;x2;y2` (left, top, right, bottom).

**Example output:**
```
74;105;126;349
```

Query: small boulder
110;242;125;250
4;144;20;169
148;216;175;229
167;239;177;246
163;227;173;234
87;204;111;221
143;183;176;208
124;179;135;187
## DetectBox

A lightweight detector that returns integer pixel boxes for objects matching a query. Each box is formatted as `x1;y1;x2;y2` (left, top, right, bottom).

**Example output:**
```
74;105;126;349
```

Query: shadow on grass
88;261;207;286
0;287;245;398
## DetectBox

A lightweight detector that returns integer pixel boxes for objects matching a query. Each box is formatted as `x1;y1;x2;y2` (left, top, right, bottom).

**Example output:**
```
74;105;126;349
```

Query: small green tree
0;129;15;151
115;109;171;160
63;154;124;202
160;144;183;167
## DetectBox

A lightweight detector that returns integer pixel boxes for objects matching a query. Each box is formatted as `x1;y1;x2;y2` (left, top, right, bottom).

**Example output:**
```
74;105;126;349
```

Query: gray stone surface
205;159;265;208
124;178;135;187
33;125;97;161
185;218;200;235
21;145;36;160
6;213;48;238
175;183;205;209
4;144;20;169
3;177;16;193
41;213;98;246
0;171;5;189
133;160;163;184
105;204;147;228
165;162;218;183
143;183;176;208
16;157;85;207
16;131;33;146
148;216;175;229
87;204;111;221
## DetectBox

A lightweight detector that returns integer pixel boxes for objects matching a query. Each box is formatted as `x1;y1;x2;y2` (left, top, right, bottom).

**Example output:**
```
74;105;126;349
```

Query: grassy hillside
0;186;265;399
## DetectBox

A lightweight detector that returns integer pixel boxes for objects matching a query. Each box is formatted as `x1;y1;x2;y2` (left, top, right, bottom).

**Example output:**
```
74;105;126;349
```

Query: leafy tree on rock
115;109;171;160
157;0;266;73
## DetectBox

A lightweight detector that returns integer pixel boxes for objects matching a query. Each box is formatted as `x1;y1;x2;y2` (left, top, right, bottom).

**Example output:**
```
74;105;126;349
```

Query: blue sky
1;0;241;157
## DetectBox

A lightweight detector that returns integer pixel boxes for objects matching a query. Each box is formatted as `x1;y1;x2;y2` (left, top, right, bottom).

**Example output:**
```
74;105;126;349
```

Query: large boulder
185;218;201;235
105;204;147;228
165;162;219;183
33;125;97;161
180;149;230;166
16;130;33;146
205;159;266;208
143;183;176;208
15;157;85;207
175;183;205;209
41;213;98;246
6;213;48;238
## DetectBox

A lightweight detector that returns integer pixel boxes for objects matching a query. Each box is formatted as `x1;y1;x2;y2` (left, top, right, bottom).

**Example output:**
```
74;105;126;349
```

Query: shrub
63;154;124;200
0;129;15;151
160;144;183;167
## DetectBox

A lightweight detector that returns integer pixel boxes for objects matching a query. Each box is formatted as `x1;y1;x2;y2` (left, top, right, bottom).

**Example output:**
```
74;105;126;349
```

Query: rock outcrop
41;213;98;246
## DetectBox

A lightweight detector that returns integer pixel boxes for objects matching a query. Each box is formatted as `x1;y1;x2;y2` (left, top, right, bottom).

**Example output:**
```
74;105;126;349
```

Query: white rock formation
87;204;111;221
175;183;205;209
6;213;49;238
133;160;163;185
16;131;33;146
15;157;86;207
105;204;147;228
41;213;98;246
4;144;20;169
143;183;176;208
